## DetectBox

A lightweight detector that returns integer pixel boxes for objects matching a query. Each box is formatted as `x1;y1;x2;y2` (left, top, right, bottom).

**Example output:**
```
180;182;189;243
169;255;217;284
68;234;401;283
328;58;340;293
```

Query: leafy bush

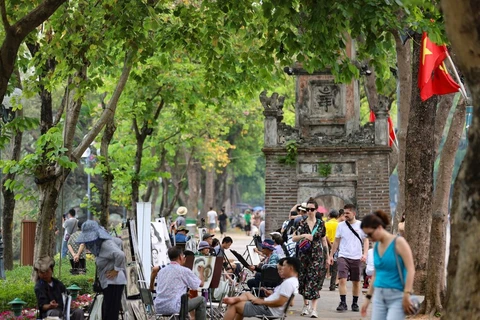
0;258;96;312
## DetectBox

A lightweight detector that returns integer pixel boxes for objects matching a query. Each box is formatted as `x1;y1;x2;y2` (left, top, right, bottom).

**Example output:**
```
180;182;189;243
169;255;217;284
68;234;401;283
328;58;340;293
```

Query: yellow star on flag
422;37;432;65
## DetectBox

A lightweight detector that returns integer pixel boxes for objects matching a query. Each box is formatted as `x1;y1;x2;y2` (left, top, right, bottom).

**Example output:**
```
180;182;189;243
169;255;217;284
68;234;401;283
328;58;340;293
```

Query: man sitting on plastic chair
222;257;299;320
247;239;280;296
33;256;84;320
154;247;206;319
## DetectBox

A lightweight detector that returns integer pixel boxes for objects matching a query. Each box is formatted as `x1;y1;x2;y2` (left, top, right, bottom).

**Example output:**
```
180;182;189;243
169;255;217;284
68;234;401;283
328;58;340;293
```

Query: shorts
337;257;362;281
209;223;216;230
243;302;273;317
244;224;251;231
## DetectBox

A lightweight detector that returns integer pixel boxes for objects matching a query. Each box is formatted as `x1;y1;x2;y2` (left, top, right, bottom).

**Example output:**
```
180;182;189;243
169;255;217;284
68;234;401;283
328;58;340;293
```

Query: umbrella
317;206;328;214
253;206;264;211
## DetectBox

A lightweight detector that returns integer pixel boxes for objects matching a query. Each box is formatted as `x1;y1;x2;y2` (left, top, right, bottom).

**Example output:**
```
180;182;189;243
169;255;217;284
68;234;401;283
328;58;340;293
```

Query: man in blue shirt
175;226;190;243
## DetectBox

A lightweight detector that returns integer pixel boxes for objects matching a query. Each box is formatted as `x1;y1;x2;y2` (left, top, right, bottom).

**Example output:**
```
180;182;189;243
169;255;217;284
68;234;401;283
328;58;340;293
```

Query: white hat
176;206;188;216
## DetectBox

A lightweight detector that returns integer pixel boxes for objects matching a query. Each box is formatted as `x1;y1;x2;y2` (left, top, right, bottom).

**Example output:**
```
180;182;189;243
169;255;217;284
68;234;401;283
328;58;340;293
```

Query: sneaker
310;310;318;318
329;287;335;291
301;305;311;316
336;302;348;312
351;303;360;312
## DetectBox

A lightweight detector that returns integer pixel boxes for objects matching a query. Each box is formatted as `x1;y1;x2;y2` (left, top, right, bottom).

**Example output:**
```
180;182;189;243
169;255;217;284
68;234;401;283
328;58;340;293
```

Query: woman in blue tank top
359;210;416;320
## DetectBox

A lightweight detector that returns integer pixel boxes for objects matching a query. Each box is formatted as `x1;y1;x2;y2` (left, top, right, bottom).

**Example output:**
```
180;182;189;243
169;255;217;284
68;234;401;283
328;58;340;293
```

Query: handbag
93;267;103;293
298;222;319;254
393;237;420;315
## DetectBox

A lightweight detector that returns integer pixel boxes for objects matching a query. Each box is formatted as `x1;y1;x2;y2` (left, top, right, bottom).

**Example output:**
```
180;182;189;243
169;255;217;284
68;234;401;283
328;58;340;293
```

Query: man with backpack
329;204;369;312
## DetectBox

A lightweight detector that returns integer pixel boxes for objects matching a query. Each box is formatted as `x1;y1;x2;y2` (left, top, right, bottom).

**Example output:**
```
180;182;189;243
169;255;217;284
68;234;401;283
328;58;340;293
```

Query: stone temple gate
262;66;391;232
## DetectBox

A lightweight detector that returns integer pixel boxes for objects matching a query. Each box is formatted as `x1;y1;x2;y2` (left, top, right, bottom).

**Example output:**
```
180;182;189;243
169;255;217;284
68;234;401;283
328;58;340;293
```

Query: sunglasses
306;208;316;212
365;229;377;238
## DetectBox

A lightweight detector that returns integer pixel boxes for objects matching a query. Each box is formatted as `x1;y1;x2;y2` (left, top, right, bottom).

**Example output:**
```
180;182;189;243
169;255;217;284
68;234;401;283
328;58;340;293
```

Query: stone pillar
374;109;389;145
263;110;278;147
260;91;285;147
373;95;393;146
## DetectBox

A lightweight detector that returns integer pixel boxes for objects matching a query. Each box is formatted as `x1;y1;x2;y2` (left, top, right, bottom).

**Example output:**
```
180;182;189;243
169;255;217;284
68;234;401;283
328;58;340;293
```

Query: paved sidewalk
221;230;371;320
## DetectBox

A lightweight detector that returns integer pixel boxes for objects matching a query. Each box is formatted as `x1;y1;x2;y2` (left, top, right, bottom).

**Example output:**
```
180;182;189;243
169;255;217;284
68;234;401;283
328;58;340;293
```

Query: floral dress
296;218;327;300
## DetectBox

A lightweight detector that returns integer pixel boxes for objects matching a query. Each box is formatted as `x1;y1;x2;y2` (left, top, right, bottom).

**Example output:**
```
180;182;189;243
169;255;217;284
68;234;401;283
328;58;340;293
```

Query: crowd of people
33;200;415;320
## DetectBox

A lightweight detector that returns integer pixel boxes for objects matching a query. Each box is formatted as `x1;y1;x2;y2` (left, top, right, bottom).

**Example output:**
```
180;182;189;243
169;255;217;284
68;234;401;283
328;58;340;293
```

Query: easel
126;219;149;320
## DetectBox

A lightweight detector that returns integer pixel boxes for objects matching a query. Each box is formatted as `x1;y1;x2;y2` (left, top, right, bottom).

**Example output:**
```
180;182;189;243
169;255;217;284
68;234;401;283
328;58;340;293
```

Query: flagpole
445;54;468;100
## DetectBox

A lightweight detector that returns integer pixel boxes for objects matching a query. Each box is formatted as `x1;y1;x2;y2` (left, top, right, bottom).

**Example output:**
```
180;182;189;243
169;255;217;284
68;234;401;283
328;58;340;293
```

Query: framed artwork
198;228;207;241
129;220;139;261
154;217;173;249
122;228;133;264
151;222;170;267
185;256;223;289
247;245;261;265
127;299;147;320
126;264;140;297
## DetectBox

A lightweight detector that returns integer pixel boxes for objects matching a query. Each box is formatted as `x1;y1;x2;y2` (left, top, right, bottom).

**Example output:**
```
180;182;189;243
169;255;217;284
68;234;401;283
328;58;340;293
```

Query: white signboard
137;202;152;285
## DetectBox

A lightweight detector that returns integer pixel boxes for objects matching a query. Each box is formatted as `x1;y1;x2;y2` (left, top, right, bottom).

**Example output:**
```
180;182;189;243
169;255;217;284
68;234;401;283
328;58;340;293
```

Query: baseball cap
202;233;215;240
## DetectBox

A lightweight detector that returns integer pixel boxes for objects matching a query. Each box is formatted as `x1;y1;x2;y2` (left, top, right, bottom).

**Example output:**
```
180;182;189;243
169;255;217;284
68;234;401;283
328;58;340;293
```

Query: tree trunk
404;32;437;294
392;30;412;231
1;120;23;270
130;125;146;219
441;0;480;317
424;99;465;315
185;150;201;219
204;168;215;212
34;174;68;262
433;94;456;156
99;105;116;228
150;180;160;220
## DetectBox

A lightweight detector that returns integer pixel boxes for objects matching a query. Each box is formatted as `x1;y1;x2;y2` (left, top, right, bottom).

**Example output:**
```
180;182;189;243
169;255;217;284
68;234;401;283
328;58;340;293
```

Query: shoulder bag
298;221;320;254
345;221;363;245
64;219;78;242
393;236;420;315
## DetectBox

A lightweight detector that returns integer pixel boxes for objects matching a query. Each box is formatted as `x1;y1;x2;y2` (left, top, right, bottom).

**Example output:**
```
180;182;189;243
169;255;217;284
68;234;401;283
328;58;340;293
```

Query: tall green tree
441;0;480;317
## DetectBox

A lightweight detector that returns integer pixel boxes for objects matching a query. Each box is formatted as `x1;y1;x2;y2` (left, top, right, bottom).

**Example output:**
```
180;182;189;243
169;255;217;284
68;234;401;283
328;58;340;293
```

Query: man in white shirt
329;204;369;312
222;257;299;320
154;247;206;318
207;207;218;234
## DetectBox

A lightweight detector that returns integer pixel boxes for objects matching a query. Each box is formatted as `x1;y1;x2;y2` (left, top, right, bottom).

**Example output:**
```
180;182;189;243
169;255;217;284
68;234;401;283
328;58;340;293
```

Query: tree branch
53;78;71;127
0;0;67;105
72;50;132;161
0;0;10;30
152;98;165;121
133;115;140;139
12;0;67;39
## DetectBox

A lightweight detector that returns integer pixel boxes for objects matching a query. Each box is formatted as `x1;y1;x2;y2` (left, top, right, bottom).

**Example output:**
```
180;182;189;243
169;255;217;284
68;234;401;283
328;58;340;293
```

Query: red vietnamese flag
421;61;460;100
419;32;460;101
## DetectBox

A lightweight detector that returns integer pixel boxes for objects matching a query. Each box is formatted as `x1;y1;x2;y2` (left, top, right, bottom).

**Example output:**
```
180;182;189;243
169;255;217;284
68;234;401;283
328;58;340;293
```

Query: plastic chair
156;293;189;320
252;267;282;297
255;294;295;320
